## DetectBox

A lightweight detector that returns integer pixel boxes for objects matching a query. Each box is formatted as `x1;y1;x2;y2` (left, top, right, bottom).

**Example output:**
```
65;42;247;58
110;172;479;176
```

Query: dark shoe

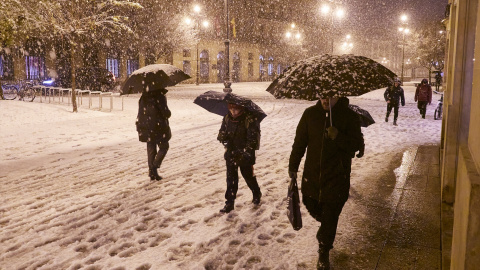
385;116;388;122
422;115;425;119
252;191;262;205
317;248;330;270
393;120;397;126
148;169;162;181
220;203;234;213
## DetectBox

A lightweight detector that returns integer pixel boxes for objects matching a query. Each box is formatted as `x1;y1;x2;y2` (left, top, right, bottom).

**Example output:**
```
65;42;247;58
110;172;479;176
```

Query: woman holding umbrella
135;88;171;180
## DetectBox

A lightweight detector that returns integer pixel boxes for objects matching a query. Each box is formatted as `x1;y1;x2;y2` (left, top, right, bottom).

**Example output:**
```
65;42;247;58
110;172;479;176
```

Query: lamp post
320;2;345;54
223;0;232;93
398;14;409;83
340;34;353;52
188;5;209;86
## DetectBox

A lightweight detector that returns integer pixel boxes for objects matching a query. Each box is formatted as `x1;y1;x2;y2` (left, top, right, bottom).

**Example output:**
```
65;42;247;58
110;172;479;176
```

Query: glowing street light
399;26;410;83
320;2;346;54
187;4;209;86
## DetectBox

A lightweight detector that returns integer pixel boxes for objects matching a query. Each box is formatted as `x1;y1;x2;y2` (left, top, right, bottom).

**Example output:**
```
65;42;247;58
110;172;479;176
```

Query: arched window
233;52;241;82
217;51;226;83
268;57;274;76
277;64;282;76
259;55;265;80
200;50;209;81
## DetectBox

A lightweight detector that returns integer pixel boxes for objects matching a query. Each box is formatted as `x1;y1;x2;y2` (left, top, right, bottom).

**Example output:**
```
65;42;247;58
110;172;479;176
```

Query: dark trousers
435;83;441;91
147;141;169;169
417;101;428;117
225;162;261;204
303;196;346;250
386;103;399;120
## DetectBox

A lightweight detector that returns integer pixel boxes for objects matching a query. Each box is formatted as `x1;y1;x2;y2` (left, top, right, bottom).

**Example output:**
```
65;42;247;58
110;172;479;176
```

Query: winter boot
317;247;330;270
393;119;397;126
385;114;389;122
220;203;234;213
149;168;162;181
252;191;262;205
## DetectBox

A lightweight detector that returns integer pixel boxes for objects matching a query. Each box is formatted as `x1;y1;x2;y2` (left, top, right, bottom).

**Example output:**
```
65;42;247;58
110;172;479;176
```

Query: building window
248;62;253;77
0;54;14;80
106;58;119;78
183;49;191;58
127;59;139;76
248;53;253;60
25;56;46;80
183;61;191;75
277;64;282;75
200;50;209;79
268;57;274;76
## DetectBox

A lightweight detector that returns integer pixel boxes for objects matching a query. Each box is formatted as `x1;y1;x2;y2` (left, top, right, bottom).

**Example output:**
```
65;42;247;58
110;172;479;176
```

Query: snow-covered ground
0;82;441;269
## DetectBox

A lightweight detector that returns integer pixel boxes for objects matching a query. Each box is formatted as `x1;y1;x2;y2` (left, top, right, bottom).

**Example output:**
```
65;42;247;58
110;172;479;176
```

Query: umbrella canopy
122;64;191;94
194;91;267;122
266;54;397;100
348;104;375;127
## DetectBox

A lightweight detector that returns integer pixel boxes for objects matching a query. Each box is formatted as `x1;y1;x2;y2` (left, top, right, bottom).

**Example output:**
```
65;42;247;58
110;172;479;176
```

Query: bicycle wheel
434;108;438;120
23;86;36;102
1;84;18;100
437;106;443;120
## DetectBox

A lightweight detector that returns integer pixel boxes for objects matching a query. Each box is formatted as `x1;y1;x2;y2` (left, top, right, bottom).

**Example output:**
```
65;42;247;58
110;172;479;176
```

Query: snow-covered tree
1;0;142;112
408;22;446;83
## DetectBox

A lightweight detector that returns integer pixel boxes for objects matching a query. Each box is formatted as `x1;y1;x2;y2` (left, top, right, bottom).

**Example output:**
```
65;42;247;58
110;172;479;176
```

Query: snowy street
0;82;441;269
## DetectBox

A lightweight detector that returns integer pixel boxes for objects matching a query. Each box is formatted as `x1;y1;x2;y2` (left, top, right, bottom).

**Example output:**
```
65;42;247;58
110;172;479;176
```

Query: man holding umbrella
288;95;363;270
217;101;262;213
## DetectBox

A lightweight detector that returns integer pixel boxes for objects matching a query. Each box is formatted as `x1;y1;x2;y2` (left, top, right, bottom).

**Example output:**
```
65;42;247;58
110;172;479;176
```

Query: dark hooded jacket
289;97;362;202
384;85;405;106
217;111;260;166
136;89;171;143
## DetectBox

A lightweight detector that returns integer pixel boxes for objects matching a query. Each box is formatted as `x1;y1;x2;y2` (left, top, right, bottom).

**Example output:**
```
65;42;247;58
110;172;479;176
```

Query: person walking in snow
415;78;432;119
136;88;171;181
217;102;262;213
384;79;405;126
435;73;442;91
288;96;363;270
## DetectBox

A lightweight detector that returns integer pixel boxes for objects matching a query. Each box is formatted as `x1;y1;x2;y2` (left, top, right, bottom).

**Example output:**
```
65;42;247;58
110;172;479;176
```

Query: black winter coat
136;90;172;143
289;97;362;203
384;86;405;106
217;112;260;166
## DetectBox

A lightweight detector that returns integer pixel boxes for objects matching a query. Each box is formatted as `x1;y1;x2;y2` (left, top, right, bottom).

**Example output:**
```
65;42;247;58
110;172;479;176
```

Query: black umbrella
122;64;191;94
194;91;267;122
348;104;375;127
266;54;397;100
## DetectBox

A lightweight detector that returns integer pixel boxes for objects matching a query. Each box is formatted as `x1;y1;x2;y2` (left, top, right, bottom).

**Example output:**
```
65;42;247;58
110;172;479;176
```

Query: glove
288;171;297;180
356;151;364;158
326;126;338;140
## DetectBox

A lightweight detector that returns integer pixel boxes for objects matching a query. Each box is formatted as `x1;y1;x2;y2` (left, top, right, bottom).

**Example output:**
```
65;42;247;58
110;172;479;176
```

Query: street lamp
186;5;209;86
319;2;345;54
340;34;353;52
223;0;232;93
398;26;410;83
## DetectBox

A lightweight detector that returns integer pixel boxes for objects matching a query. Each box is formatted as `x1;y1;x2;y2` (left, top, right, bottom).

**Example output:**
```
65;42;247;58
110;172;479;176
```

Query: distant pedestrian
217;102;262;213
136;88;171;180
415;78;432;119
289;96;363;270
384;79;405;126
435;73;442;91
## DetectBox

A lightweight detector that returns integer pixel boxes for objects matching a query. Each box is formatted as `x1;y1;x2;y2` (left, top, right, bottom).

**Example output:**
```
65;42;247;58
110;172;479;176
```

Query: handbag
287;177;302;231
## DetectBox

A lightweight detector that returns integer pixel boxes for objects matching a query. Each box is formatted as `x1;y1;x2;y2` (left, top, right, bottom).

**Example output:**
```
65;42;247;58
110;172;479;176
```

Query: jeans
386;103;399;120
147;141;169;169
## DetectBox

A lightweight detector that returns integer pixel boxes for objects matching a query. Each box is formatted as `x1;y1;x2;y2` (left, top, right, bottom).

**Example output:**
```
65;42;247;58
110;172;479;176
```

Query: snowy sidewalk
0;82;442;269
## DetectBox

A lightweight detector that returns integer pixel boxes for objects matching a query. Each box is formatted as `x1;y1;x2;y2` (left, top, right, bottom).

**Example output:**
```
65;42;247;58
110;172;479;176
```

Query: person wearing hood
217;102;262;213
384;79;406;126
136;88;171;180
288;96;363;270
415;78;432;119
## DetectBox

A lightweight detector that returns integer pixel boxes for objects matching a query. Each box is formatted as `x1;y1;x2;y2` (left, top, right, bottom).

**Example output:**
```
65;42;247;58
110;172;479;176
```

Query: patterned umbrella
266;54;396;100
122;64;191;94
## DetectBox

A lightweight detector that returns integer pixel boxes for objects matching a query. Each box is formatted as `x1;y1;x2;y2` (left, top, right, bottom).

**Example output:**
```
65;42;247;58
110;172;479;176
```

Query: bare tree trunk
70;42;78;112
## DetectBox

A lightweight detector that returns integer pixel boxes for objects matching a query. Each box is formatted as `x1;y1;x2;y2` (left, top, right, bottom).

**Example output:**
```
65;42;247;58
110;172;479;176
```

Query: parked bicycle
1;80;38;102
433;90;443;120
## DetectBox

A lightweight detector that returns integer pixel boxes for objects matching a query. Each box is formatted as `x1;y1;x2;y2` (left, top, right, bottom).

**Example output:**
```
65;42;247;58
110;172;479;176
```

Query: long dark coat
415;84;432;103
136;89;171;143
217;112;260;166
289;97;363;203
